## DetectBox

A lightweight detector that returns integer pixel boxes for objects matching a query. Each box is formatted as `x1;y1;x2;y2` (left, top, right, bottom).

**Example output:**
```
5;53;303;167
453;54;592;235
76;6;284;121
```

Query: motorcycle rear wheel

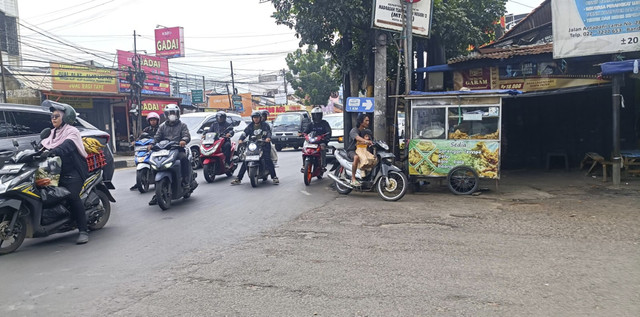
204;163;216;183
334;167;352;195
303;160;313;186
136;169;150;193
156;178;172;210
88;190;111;230
0;215;27;255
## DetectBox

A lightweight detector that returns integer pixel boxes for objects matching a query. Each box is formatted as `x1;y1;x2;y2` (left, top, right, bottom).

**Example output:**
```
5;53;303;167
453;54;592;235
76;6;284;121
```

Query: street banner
155;27;185;58
372;0;433;37
50;63;117;93
208;93;253;116
141;99;175;116
117;50;170;96
552;0;640;58
408;139;500;179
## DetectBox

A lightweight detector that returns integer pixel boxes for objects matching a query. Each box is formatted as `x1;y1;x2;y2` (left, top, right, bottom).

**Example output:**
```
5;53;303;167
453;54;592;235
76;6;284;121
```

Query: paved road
1;150;336;316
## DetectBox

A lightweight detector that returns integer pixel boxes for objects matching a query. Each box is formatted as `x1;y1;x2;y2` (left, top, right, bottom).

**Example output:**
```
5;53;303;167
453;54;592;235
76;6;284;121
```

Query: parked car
0;103;115;188
271;111;311;151
324;113;344;162
181;112;247;169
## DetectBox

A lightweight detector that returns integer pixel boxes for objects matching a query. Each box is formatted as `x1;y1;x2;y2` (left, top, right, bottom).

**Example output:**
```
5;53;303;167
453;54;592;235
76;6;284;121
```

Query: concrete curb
114;159;135;169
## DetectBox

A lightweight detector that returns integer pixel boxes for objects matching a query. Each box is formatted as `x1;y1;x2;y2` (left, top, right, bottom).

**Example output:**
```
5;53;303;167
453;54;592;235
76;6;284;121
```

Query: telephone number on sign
621;37;639;45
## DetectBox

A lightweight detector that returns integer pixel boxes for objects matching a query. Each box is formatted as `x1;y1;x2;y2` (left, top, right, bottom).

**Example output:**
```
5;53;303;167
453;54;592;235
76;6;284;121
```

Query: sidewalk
113;154;135;169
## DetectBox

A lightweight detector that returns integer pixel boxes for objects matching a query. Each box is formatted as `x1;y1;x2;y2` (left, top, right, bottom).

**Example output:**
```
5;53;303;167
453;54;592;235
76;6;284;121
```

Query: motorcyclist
261;109;278;166
346;113;373;186
230;111;279;185
147;104;192;205
205;110;234;168
299;106;332;172
130;112;160;191
40;101;91;244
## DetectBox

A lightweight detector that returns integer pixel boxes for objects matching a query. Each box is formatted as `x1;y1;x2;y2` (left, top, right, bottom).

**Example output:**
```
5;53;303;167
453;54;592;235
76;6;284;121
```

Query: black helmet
260;109;269;122
216;111;227;123
311;107;323;123
42;100;77;125
251;111;262;119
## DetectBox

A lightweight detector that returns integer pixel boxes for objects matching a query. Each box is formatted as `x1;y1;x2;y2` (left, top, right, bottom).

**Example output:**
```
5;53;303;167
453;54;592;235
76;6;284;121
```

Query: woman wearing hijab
41;101;90;244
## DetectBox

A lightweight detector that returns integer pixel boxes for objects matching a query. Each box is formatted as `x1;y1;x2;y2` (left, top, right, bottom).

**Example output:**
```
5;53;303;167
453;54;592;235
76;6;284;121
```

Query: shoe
129;184;138;191
230;178;241;185
149;195;158;205
272;177;280;185
76;231;89;244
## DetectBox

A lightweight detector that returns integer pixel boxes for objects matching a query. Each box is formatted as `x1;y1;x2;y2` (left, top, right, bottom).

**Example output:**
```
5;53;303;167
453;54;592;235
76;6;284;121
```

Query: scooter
149;140;198;210
301;132;329;185
0;130;115;255
200;127;238;183
328;140;408;201
243;136;271;188
133;133;154;193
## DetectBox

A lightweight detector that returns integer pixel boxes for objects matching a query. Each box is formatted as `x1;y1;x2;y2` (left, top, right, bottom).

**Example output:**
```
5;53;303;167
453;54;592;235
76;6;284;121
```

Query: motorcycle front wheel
88;190;111;230
156;178;172;210
377;171;408;201
0;214;27;255
303;160;313;186
136;169;151;193
204;163;217;183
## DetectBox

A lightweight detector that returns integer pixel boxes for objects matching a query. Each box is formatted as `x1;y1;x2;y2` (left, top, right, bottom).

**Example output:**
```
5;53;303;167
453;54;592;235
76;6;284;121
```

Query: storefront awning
408;89;522;96
415;64;454;73
601;60;639;76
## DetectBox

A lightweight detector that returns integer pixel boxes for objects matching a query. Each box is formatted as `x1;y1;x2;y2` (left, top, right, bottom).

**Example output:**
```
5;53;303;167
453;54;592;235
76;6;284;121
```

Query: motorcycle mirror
40;128;51;140
12;139;19;148
203;127;210;133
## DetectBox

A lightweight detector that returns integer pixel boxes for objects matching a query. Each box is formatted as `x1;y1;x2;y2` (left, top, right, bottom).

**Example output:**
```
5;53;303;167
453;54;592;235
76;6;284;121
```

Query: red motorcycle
301;132;330;185
200;130;237;183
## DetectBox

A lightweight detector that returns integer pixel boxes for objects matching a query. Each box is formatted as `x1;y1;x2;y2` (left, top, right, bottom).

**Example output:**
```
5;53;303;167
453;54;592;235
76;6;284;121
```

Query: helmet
260;109;269;122
164;104;180;121
146;112;160;123
42;100;77;125
251;111;262;119
311;107;323;123
215;111;227;123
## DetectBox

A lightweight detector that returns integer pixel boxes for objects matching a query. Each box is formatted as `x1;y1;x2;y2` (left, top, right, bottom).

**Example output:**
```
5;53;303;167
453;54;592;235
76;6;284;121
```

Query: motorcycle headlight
212;142;221;153
248;143;258;151
163;161;173;169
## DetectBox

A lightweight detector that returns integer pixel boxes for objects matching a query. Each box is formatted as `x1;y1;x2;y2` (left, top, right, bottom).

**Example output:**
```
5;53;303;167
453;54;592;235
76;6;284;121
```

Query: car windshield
180;116;208;132
273;114;301;127
324;116;343;129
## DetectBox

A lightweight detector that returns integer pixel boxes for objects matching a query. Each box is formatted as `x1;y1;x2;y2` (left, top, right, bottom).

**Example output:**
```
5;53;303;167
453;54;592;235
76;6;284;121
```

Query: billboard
50;63;118;93
408;139;500;179
372;0;433;37
155;27;185;58
117;50;170;95
552;0;640;58
208;93;253;116
141;99;175;116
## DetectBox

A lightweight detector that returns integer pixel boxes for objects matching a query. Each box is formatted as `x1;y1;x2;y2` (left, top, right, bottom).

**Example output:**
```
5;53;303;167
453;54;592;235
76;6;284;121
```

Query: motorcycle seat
336;149;353;162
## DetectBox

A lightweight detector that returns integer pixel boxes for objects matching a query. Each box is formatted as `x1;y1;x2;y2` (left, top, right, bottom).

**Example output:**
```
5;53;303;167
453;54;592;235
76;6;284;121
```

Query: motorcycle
200;127;238;183
133;133;154;193
328;140;408;201
300;131;329;185
0;130;115;255
242;135;271;188
149;140;198;210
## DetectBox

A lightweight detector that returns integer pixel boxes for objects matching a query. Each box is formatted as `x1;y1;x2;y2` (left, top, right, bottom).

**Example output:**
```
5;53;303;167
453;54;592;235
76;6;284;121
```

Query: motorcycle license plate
245;155;260;161
134;146;148;152
151;149;170;157
305;143;318;149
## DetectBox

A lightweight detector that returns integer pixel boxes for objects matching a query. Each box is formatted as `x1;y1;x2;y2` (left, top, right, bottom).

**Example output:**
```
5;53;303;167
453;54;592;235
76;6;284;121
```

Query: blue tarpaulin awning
601;60;639;76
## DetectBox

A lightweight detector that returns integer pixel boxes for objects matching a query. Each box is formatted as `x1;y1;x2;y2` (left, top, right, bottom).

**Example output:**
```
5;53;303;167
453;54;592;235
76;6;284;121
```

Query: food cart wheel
447;166;479;195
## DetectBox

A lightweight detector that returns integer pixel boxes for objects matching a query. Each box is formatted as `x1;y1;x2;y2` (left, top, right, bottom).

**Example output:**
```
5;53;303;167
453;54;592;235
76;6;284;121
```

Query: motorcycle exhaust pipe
327;172;353;189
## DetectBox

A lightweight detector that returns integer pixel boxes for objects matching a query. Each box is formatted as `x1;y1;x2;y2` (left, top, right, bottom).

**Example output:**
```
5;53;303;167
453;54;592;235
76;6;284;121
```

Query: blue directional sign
346;97;375;113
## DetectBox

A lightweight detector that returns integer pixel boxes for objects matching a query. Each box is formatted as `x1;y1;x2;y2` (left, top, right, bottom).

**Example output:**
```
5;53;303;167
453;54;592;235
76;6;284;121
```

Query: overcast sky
16;0;544;91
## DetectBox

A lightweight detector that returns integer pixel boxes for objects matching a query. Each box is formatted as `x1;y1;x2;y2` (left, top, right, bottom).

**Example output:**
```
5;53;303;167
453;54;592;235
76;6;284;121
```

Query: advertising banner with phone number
407;139;500;179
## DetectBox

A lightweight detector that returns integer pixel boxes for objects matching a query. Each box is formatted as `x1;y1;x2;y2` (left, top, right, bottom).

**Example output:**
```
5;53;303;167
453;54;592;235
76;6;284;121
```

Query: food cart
403;90;518;194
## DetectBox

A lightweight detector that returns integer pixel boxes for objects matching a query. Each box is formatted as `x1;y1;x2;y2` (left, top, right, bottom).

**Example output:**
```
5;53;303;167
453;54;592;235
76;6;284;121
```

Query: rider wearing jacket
206;111;234;167
231;111;279;185
147;104;192;205
130;112;160;191
301;107;332;171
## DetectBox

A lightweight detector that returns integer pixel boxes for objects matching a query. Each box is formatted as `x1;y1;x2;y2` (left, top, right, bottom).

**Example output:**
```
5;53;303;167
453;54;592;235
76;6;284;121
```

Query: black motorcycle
242;136;271;188
149;140;198;210
0;131;115;255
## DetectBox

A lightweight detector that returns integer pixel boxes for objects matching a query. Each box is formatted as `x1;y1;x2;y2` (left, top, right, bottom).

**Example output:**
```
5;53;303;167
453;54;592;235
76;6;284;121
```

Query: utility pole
0;51;6;103
282;68;288;105
129;30;146;137
230;61;236;95
202;76;206;112
226;83;233;111
404;1;414;95
373;31;388;142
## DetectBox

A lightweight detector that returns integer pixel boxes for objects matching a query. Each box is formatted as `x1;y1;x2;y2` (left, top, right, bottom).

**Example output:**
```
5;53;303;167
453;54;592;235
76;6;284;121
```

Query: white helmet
311;106;323;123
164;104;180;121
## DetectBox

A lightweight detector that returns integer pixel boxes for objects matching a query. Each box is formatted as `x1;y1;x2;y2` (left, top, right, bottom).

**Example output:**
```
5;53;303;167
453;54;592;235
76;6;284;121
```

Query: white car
180;112;247;169
324;113;344;161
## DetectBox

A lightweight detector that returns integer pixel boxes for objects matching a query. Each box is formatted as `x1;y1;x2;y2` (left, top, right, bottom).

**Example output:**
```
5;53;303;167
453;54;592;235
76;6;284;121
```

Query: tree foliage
285;46;340;106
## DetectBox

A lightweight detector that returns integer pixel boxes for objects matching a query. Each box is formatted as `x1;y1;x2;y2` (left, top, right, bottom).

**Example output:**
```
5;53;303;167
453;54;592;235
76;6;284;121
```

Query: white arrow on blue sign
346;97;375;113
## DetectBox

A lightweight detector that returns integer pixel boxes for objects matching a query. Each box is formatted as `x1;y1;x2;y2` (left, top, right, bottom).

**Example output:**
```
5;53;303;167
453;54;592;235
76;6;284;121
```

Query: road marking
300;190;311;196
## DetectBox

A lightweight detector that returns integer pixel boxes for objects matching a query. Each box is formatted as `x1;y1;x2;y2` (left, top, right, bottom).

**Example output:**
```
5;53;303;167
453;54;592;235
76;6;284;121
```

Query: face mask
168;114;177;121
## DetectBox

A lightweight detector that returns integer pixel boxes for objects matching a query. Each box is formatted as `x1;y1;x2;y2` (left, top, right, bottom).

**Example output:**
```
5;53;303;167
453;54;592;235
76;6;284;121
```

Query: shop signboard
191;89;203;103
408;139;500;179
117;50;170;95
155;27;185;58
552;0;640;59
50;63;118;93
57;97;93;109
208;93;253;116
372;0;433;37
141;99;175;116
